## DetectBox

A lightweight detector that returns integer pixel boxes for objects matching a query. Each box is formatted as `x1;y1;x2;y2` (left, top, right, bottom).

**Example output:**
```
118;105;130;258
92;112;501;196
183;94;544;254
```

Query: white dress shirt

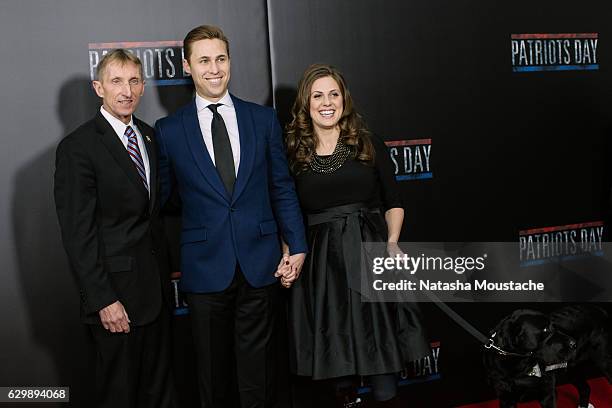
100;106;151;194
195;91;240;175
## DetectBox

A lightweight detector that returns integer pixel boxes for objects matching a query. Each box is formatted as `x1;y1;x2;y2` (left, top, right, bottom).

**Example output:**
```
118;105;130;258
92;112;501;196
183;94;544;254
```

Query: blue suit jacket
155;94;307;293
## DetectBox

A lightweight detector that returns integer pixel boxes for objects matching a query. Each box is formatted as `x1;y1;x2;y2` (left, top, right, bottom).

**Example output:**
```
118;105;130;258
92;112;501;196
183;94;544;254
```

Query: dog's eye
543;327;547;333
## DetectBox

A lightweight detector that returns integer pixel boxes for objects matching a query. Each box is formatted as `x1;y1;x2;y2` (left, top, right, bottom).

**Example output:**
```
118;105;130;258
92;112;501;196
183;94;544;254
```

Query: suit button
230;207;236;212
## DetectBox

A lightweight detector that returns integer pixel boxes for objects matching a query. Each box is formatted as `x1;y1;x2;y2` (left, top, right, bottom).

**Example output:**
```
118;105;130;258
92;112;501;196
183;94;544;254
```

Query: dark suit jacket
155;94;307;293
54;112;170;325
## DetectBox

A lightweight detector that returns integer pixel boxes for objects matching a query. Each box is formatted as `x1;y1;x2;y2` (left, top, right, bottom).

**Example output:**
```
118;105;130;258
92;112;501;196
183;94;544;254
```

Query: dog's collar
527;363;542;377
527;362;568;377
545;362;568;371
484;332;534;358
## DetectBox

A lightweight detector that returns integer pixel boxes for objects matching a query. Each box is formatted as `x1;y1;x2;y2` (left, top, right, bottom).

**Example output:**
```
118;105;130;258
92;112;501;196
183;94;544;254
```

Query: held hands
275;252;306;288
275;254;291;287
98;301;131;333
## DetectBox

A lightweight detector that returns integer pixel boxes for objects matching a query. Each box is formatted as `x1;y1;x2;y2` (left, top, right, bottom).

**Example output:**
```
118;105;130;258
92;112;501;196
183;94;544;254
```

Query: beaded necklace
308;140;352;173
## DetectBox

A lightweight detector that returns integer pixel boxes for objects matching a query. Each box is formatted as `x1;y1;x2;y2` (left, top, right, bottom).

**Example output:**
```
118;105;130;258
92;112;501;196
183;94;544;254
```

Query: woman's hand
275;253;292;287
387;241;404;258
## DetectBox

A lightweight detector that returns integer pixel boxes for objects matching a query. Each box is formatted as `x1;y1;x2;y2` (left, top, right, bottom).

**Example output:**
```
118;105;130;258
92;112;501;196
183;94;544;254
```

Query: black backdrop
1;0;611;407
269;2;611;405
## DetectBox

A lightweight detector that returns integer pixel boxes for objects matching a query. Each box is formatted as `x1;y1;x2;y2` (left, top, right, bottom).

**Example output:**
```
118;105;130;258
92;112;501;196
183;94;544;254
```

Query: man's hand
275;253;290;276
99;301;131;333
275;253;292;288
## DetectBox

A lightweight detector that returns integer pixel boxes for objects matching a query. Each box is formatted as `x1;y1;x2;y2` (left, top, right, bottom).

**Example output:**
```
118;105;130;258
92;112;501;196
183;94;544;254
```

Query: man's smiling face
184;38;231;102
93;60;144;124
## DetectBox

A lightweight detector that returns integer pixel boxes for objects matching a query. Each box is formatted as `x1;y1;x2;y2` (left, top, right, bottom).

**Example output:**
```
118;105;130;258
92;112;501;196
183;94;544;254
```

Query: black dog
483;305;611;408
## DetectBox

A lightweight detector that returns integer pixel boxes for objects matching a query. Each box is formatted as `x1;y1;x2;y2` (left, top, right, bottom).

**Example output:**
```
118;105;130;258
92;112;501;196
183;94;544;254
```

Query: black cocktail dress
288;135;430;380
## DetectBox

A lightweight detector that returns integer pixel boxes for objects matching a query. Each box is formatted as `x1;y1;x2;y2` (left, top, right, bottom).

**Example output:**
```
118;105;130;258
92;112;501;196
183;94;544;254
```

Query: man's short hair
96;49;143;81
183;25;230;61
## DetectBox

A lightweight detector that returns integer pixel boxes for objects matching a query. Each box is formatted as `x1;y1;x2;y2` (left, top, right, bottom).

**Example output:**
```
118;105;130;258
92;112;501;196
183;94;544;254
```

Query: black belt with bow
306;203;382;295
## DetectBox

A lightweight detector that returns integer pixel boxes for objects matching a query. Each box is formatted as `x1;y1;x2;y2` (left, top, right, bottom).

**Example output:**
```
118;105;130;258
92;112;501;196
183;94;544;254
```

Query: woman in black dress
278;64;430;405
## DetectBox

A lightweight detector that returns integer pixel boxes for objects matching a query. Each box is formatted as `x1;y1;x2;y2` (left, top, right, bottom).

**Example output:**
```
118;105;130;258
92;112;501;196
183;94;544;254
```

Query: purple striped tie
124;126;148;191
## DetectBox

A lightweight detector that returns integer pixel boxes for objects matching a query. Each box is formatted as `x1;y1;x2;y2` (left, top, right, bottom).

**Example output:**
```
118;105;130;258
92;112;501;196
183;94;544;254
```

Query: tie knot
124;125;136;139
207;103;222;115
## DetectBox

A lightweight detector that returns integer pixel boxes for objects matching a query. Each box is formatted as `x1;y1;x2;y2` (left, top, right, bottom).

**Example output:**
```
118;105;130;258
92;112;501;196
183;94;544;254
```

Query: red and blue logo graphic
357;341;440;396
519;220;604;266
88;41;191;86
511;33;598;72
386;138;432;181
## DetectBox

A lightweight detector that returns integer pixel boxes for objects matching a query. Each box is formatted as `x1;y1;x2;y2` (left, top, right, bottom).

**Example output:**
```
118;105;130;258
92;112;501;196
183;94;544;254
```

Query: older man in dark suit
54;49;173;408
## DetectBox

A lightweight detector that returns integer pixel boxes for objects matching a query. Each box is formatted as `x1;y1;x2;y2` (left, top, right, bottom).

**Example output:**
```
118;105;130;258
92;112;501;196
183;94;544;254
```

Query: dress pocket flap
259;220;278;236
181;227;208;244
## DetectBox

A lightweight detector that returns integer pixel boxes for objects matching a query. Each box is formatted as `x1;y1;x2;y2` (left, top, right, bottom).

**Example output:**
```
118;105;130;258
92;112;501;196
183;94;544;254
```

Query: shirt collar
195;91;233;112
100;106;136;137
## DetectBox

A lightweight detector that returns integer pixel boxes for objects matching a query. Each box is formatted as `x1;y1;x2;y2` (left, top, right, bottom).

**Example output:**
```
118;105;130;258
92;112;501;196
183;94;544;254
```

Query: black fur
483;305;611;408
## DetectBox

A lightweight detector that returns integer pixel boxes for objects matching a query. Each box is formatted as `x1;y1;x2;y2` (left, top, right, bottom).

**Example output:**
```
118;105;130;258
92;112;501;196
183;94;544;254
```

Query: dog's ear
504;310;546;352
492;309;545;351
516;312;548;352
514;323;538;352
493;315;517;350
510;318;530;351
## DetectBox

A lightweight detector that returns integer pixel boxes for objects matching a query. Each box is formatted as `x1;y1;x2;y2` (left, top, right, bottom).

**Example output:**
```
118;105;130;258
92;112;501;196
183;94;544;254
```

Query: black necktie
208;103;236;195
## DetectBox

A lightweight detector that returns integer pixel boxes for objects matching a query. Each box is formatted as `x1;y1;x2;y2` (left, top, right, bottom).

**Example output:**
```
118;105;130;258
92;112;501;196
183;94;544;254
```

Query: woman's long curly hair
285;64;374;174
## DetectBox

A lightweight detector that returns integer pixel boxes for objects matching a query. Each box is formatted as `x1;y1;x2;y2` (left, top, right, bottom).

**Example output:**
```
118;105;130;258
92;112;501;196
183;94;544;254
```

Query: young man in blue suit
155;25;307;408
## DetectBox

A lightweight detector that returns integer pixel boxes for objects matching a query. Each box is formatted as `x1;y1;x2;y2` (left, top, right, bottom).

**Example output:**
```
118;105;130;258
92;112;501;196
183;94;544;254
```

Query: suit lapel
231;95;255;203
182;101;230;201
95;112;149;198
135;117;156;213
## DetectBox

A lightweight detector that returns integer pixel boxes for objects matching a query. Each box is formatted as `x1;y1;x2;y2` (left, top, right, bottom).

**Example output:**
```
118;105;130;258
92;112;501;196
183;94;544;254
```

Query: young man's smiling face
184;38;231;102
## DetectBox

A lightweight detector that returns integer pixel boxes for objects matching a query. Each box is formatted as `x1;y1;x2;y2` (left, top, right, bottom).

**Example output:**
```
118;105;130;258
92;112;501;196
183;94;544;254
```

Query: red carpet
456;377;611;408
